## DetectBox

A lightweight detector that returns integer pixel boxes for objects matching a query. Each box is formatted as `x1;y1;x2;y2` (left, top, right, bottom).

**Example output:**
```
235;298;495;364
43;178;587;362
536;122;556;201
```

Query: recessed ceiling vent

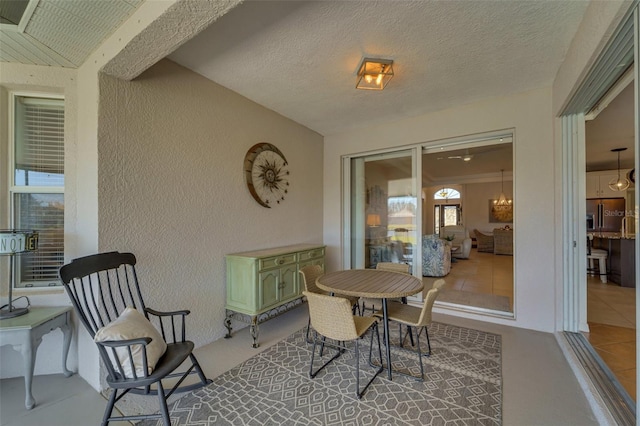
0;0;29;26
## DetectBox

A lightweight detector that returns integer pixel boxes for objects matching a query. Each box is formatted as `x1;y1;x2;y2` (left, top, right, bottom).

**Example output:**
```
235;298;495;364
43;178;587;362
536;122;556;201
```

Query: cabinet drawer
299;247;325;262
260;253;297;270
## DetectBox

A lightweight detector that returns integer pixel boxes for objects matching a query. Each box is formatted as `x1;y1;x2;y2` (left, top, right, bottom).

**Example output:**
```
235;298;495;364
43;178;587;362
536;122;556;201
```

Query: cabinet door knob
278;259;285;264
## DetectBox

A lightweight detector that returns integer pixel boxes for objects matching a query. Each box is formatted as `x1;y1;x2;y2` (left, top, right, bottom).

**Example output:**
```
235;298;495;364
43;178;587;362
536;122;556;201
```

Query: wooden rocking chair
59;251;212;426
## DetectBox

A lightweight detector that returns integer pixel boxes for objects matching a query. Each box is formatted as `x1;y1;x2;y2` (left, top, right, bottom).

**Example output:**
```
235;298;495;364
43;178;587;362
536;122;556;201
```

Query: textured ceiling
0;0;632;172
169;0;590;136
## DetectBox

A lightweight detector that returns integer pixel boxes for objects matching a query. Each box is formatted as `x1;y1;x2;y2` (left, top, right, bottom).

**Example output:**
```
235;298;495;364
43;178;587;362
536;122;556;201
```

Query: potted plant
443;234;455;246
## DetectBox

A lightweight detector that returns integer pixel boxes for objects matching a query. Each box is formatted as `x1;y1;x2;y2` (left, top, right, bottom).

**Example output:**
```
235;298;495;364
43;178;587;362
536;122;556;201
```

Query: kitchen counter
590;232;635;240
592;235;636;288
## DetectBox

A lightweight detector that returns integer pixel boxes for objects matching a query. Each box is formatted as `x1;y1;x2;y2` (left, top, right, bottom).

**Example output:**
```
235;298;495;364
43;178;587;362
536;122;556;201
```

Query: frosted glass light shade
366;214;381;227
356;58;394;90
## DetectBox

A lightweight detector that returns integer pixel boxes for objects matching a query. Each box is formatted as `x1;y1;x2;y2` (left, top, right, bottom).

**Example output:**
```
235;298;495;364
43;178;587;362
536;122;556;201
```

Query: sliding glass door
349;150;419;274
344;132;515;315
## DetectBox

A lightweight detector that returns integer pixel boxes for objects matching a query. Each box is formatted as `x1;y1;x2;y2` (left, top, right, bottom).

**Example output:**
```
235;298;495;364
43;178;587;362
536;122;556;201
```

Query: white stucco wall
98;59;324;347
324;87;555;332
0;63;79;378
0;0;243;389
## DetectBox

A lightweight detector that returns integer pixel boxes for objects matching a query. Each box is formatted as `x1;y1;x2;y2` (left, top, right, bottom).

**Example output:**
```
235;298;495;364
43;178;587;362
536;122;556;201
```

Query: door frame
560;4;640;414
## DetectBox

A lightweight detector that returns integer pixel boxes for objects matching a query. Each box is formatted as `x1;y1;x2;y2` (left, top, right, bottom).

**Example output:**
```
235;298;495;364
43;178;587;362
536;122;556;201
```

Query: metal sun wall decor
244;143;290;208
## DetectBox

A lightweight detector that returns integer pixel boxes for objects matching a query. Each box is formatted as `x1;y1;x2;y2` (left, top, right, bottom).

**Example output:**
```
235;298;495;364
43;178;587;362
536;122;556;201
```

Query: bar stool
587;234;608;283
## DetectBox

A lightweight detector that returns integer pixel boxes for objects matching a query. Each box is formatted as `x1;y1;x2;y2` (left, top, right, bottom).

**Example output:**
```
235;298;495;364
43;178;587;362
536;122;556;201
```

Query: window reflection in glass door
350;150;417;272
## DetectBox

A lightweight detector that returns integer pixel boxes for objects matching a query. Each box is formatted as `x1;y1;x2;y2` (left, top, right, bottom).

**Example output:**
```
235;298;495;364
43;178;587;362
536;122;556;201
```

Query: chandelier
493;169;512;206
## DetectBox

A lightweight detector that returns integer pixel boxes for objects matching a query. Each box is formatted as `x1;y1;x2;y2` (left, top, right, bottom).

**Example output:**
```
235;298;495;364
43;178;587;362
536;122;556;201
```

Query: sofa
439;225;472;259
422;234;451;277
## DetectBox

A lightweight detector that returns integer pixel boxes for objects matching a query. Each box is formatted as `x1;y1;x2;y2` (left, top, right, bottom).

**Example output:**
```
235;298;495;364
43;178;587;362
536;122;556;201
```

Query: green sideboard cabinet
225;244;325;347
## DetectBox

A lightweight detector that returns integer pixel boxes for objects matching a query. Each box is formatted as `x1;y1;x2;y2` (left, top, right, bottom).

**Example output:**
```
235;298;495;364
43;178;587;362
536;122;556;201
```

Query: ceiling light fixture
608;147;630;191
493;169;512;206
356;58;394;90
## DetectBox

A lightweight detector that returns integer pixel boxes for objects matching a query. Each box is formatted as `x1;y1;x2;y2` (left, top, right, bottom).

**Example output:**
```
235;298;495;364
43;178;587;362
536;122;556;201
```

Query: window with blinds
11;95;65;288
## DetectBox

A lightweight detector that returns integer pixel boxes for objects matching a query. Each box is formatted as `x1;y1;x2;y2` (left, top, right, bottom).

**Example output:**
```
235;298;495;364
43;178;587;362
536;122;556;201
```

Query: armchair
439;225;472;259
422;234;451;277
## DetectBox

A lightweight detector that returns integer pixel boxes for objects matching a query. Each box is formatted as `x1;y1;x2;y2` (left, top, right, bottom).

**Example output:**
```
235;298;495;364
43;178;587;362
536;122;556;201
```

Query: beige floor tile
585;275;636;403
594;348;635;372
596;341;635;359
493;283;513;293
493;289;513;298
586;324;635;346
617;372;637;396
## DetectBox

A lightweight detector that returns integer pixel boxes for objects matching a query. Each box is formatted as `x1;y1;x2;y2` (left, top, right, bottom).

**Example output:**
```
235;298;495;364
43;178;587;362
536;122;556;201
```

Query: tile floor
584;276;637;401
1;304;601;426
423;248;514;312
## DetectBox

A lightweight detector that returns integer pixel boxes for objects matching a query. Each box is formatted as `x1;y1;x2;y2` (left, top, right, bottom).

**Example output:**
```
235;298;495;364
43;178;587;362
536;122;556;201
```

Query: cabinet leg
250;316;259;348
224;312;233;339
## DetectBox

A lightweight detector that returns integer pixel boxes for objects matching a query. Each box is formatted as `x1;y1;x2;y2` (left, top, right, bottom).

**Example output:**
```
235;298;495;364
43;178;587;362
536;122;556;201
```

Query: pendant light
493;169;512;206
608;148;630;191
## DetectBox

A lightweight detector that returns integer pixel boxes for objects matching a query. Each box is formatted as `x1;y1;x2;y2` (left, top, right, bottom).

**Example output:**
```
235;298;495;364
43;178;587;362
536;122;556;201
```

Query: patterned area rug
140;322;502;425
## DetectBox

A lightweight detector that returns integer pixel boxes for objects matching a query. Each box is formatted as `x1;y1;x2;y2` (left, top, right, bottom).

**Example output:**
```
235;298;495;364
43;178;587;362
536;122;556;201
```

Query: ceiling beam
101;0;242;81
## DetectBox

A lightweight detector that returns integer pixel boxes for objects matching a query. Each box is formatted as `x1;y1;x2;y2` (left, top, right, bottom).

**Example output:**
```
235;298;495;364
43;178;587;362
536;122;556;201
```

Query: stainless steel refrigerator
586;198;626;232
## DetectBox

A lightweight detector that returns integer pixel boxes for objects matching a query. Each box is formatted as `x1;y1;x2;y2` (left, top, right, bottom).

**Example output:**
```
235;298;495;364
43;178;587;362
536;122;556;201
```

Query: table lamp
0;230;38;319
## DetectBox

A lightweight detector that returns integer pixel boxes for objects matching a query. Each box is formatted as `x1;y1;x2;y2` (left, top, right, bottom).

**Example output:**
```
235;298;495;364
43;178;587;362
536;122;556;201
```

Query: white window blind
11;95;65;287
14;97;64;186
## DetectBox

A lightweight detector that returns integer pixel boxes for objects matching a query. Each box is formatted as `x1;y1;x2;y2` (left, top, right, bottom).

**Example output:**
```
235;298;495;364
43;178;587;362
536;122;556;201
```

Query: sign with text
0;231;39;254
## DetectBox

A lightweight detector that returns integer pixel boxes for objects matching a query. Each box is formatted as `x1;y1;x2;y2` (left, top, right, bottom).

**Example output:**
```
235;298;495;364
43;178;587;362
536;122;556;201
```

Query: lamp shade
366;214;381;227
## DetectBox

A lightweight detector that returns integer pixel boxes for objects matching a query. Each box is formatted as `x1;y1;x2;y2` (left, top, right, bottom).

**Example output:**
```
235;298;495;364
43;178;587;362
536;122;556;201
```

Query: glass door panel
350;150;417;273
422;136;514;314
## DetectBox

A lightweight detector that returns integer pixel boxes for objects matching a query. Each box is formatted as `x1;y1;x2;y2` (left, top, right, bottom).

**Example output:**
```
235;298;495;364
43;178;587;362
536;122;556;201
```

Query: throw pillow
94;307;167;378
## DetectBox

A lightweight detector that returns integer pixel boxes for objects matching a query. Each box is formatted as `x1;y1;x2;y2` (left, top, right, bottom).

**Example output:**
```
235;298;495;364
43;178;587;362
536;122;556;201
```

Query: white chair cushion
589;248;607;256
94;307;167;378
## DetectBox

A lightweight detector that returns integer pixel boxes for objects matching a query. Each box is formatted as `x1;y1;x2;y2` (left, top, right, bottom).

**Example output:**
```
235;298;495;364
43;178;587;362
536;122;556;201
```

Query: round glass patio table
316;269;424;380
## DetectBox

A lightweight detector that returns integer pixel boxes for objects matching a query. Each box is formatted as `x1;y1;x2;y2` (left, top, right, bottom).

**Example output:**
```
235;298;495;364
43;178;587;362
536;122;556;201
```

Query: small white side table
0;306;73;409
